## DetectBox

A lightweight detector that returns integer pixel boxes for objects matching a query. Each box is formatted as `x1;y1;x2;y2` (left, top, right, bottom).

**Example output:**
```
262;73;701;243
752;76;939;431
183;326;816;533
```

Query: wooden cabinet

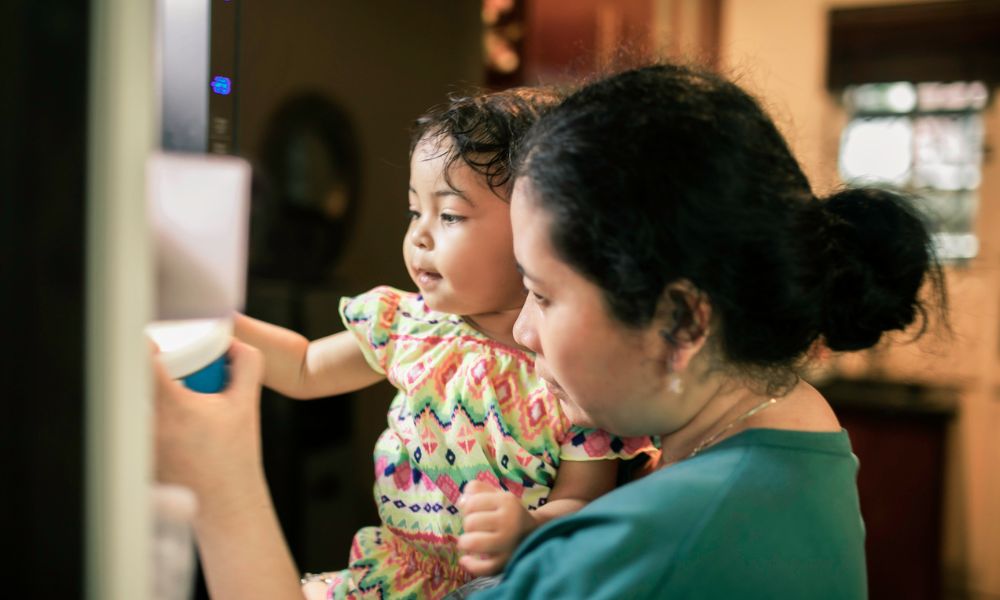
822;379;957;600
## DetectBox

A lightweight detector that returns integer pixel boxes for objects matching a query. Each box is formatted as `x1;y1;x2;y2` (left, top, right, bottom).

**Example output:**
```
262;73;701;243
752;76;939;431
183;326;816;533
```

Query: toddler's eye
407;209;420;221
440;213;466;225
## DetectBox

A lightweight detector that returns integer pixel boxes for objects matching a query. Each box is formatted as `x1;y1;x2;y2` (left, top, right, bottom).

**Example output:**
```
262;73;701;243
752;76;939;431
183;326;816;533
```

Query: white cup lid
146;318;233;379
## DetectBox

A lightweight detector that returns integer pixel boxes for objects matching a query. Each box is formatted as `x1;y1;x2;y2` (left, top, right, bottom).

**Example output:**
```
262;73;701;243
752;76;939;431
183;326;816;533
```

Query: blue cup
181;353;229;393
147;318;232;393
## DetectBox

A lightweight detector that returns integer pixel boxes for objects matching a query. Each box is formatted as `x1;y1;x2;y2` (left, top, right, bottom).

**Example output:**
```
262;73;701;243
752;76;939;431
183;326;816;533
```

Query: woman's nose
513;297;541;355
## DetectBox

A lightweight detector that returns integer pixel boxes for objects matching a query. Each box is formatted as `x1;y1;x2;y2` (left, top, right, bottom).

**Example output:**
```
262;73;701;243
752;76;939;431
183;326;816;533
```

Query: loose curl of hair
516;64;946;393
411;86;566;198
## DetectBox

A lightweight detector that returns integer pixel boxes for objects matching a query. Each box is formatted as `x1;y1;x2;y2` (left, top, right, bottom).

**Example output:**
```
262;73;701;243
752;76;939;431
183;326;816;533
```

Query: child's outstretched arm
456;459;618;576
234;313;383;399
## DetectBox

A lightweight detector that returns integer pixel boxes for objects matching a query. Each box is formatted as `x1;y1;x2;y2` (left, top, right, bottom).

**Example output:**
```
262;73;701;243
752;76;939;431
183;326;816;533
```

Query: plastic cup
146;318;232;393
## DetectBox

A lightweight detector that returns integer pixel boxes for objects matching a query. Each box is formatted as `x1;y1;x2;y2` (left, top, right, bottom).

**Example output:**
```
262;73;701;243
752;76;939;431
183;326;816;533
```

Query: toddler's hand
456;480;535;576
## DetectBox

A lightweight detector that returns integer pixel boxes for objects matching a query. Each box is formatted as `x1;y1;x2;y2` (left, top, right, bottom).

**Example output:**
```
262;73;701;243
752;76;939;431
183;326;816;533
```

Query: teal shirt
474;429;867;599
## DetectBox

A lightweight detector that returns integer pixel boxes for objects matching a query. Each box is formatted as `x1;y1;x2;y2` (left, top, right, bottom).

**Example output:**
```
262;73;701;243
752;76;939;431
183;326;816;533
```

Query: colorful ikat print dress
320;287;655;600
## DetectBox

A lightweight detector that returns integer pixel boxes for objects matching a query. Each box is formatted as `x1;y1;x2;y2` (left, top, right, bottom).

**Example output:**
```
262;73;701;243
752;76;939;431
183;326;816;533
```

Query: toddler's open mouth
415;269;443;286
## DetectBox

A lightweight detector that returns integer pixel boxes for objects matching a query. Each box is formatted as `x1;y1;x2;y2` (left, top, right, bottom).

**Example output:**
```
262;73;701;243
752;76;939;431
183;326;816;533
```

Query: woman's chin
559;398;596;428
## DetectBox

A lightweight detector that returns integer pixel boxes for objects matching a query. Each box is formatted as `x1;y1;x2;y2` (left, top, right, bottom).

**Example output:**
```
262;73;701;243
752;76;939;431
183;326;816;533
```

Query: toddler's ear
656;279;711;373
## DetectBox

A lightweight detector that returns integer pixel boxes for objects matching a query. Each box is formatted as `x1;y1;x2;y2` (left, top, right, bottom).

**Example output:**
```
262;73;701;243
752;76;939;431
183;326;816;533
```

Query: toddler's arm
234;313;383;399
457;459;618;576
526;459;619;527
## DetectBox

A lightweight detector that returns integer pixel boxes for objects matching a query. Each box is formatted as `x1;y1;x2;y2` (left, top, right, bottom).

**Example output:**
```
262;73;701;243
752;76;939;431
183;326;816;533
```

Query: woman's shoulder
626;428;858;503
538;430;862;555
488;432;865;599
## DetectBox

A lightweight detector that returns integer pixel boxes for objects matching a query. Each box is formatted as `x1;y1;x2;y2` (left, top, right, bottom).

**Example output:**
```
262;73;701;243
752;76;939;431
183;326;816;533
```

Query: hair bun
815;188;933;351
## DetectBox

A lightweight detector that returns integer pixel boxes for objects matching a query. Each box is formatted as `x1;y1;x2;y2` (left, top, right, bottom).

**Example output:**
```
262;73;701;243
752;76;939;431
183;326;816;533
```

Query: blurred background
3;0;998;598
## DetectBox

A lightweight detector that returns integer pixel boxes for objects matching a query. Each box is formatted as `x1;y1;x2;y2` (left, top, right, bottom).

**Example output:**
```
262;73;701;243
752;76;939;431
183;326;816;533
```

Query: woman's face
511;179;675;437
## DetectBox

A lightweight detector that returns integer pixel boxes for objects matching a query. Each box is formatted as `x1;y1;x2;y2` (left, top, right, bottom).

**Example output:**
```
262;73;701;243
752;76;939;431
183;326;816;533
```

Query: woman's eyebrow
515;262;540;283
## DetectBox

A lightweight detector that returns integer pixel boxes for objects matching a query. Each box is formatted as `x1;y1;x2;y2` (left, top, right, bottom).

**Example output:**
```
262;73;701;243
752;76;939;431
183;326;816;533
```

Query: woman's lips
544;379;581;419
535;363;566;398
542;377;568;400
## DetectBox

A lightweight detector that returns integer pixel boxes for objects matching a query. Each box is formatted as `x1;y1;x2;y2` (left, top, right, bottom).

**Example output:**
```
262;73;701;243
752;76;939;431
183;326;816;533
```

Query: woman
451;63;944;598
155;64;942;599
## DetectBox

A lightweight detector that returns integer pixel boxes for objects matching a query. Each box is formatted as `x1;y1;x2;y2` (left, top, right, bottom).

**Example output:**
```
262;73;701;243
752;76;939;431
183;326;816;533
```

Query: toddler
235;88;655;599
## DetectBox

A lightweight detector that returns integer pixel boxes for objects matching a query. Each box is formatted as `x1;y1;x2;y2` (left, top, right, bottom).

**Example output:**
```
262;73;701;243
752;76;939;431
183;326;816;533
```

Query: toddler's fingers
462;511;500;534
458;490;502;515
463;480;495;496
457;530;509;555
457;530;495;554
458;552;505;577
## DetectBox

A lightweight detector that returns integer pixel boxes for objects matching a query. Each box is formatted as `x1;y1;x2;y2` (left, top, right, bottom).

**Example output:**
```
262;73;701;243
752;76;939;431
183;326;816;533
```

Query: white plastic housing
148;152;251;319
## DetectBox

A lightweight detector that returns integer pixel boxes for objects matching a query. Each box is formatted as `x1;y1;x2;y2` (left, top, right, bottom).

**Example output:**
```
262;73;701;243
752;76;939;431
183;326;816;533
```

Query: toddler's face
403;138;526;317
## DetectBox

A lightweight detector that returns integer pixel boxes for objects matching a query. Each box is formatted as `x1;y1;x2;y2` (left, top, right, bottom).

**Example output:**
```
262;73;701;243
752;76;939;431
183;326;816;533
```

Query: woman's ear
656;279;712;373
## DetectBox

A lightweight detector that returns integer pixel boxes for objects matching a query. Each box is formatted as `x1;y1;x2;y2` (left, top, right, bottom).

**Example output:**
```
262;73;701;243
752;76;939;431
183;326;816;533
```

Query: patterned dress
322;286;656;599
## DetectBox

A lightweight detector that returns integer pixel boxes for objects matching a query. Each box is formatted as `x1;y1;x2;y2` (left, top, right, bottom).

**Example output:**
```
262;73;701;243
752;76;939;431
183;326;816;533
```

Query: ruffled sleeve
338;286;404;376
558;425;659;462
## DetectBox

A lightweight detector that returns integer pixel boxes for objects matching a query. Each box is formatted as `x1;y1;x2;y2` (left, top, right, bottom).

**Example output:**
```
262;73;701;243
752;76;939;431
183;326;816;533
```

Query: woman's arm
194;471;303;600
457;460;618;575
234;313;383;399
154;339;305;600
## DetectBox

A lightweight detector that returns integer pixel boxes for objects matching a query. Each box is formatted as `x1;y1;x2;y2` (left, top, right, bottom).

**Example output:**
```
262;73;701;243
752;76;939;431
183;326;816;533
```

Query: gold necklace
686;397;779;459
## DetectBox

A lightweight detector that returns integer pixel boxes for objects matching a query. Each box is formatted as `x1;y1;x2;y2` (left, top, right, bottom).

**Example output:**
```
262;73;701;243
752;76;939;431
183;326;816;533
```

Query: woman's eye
407;209;419;221
532;291;549;307
440;213;465;224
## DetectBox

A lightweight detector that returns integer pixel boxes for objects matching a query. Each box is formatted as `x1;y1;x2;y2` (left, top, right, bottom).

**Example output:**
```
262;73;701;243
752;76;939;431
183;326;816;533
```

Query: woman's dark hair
517;63;945;387
411;86;565;196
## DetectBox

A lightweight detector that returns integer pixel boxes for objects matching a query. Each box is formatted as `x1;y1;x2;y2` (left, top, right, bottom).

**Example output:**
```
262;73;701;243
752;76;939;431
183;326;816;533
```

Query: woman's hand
457;480;536;576
154;339;306;600
153;339;266;507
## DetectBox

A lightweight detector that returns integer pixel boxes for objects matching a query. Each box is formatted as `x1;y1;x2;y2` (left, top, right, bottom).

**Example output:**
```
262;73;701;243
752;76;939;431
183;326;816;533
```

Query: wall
718;1;1000;597
237;2;483;291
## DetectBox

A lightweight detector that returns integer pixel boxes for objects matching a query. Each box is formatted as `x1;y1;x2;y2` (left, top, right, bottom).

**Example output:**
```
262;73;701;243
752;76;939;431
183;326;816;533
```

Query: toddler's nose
409;221;433;250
